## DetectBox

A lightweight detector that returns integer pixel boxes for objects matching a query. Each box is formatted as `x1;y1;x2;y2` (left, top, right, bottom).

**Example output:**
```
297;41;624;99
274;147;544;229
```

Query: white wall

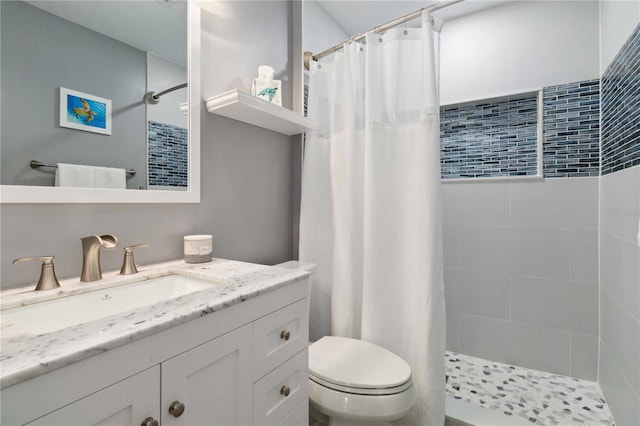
440;1;600;105
201;0;292;108
599;0;640;73
302;0;349;59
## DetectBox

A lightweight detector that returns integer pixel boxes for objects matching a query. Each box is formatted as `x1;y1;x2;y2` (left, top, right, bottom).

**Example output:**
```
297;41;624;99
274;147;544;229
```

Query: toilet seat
309;336;412;396
309;372;412;395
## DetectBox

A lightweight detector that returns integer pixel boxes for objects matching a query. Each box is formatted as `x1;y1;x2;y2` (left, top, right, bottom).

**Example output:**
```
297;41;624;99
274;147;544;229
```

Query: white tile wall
443;226;460;268
442;177;600;380
600;165;640;238
458;314;573;376
510;276;598;334
569;332;598;380
599;343;640;426
570;230;599;283
443;183;510;227
459;227;572;279
599;165;640;426
601;233;640;319
510;178;599;230
444;268;510;320
600;290;640;395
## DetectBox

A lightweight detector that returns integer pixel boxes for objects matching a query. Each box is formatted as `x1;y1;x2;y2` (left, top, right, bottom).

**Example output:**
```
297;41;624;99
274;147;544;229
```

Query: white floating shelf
205;89;316;136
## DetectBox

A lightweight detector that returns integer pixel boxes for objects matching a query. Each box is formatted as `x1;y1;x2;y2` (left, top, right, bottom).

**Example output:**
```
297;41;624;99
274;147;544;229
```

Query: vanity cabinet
161;324;253;426
26;367;161;426
2;277;309;426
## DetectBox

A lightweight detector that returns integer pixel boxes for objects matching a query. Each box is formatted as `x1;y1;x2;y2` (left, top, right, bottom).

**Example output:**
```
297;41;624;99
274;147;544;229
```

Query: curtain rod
145;82;187;105
304;0;464;70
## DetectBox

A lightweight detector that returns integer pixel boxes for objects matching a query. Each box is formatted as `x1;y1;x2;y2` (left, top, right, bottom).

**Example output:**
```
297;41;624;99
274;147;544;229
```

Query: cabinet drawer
254;298;308;379
253;349;308;426
277;399;309;426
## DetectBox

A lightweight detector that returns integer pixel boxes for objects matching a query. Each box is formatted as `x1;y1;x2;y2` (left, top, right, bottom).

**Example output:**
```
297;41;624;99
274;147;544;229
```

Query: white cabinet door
26;366;160;426
161;324;254;426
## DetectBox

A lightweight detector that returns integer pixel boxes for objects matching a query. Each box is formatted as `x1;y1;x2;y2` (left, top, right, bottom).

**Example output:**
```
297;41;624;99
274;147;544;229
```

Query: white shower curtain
300;12;446;426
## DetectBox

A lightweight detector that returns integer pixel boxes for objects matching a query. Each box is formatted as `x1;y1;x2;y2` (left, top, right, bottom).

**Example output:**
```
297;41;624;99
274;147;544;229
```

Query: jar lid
184;235;212;241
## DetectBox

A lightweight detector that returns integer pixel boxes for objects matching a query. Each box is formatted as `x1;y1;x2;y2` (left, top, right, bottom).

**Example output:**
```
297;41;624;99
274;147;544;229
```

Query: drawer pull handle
280;385;291;397
169;400;186;418
141;417;159;426
280;330;291;341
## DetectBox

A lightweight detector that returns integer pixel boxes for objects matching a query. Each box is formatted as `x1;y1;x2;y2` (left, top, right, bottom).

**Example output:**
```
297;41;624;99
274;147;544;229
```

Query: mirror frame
0;2;200;203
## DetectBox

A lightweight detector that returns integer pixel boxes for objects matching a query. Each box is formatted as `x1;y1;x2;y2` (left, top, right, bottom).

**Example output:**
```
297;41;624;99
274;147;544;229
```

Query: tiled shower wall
543;80;600;177
441;79;601;380
442;178;599;380
598;22;640;426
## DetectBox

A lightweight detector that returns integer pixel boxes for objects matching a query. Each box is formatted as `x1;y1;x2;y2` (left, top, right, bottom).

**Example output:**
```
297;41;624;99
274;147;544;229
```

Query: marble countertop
0;258;307;388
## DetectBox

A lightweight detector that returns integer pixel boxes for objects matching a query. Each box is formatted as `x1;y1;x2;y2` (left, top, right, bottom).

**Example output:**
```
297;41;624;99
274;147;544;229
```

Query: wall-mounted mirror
0;0;200;203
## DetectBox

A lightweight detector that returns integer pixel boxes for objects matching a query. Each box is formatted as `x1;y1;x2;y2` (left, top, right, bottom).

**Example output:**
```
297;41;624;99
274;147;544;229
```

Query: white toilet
275;261;416;425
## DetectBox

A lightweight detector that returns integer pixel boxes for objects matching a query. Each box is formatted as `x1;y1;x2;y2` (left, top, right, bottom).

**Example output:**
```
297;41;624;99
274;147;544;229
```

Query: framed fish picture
59;87;111;135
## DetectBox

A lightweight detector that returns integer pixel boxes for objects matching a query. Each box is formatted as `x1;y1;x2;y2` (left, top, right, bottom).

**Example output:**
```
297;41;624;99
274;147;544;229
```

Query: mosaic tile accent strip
445;351;614;426
601;23;640;175
147;121;188;188
440;95;539;179
543;80;600;178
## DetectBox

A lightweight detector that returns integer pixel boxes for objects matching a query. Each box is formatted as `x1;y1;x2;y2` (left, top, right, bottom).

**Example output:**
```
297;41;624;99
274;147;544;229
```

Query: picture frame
59;87;111;135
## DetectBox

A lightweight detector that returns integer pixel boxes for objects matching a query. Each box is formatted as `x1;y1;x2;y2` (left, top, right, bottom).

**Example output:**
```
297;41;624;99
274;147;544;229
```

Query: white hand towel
55;163;96;188
55;164;126;189
94;167;126;189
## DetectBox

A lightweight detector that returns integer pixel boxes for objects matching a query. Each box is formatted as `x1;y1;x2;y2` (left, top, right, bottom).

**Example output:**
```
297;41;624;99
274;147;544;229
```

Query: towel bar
30;160;136;177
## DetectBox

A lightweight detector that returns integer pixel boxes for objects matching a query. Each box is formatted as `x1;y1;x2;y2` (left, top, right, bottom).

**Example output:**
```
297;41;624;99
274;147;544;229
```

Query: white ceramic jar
183;235;212;263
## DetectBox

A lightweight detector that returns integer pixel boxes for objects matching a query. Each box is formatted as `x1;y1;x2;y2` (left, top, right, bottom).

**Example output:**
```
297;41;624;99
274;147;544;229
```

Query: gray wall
1;1;296;290
443;178;600;380
1;1;147;189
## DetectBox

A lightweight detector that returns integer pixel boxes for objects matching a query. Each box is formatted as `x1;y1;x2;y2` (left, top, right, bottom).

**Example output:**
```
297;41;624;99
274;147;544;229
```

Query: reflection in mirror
146;54;188;191
0;0;188;192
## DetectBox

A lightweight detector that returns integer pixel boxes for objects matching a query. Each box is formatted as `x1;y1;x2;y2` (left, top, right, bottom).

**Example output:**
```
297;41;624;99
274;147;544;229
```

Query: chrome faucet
81;234;118;282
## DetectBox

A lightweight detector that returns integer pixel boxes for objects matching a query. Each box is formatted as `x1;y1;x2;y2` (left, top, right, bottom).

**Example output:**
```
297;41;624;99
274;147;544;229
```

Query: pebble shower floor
445;351;615;425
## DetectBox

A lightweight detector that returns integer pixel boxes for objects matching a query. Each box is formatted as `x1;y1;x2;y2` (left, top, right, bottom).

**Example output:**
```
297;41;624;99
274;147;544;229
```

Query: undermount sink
1;274;216;336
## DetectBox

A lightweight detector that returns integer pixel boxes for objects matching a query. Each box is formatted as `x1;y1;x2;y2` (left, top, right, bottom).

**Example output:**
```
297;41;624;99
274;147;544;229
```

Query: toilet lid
309;336;412;391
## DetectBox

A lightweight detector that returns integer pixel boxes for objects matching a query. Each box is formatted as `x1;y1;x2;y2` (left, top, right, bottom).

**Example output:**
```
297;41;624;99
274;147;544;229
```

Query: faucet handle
119;244;150;275
13;256;61;291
